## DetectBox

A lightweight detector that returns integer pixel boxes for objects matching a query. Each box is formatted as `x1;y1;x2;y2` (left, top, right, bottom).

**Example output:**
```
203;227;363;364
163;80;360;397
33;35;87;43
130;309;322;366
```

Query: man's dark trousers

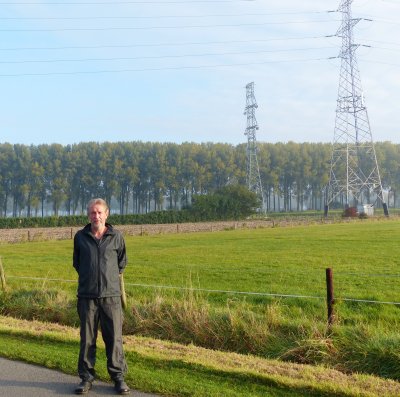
77;297;127;382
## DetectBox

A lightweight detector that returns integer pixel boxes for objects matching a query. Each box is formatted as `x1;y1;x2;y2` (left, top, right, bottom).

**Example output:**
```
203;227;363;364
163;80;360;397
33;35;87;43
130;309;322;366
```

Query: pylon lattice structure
244;82;265;211
325;0;388;216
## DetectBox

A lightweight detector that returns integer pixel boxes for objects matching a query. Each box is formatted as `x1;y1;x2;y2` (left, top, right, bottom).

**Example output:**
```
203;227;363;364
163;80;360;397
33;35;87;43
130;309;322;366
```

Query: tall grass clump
124;288;318;357
280;326;338;366
334;324;400;378
0;287;77;325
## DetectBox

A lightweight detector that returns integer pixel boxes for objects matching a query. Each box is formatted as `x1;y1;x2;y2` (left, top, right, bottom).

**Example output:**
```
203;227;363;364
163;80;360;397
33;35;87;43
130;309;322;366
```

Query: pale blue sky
0;0;399;145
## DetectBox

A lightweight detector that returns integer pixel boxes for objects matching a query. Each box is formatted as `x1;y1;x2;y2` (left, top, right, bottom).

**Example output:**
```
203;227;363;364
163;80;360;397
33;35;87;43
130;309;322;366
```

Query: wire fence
4;273;400;307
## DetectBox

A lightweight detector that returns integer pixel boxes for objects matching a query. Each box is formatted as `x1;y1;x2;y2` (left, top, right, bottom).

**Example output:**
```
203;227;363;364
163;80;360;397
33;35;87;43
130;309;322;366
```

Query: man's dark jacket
73;223;127;298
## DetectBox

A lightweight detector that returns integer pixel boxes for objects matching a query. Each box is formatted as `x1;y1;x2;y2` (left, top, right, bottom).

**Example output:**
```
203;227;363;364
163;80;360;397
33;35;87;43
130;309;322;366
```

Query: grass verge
2;286;400;380
0;315;400;397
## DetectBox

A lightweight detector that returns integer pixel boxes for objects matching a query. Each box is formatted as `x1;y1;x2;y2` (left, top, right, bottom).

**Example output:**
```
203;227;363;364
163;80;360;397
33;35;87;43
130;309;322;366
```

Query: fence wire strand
5;275;400;306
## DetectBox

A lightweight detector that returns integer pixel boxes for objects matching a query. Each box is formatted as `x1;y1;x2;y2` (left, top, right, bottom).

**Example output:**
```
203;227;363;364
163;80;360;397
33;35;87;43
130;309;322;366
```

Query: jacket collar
83;222;115;235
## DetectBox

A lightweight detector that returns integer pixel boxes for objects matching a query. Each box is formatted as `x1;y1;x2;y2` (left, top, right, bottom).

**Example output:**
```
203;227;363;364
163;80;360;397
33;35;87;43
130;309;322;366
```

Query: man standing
73;198;130;395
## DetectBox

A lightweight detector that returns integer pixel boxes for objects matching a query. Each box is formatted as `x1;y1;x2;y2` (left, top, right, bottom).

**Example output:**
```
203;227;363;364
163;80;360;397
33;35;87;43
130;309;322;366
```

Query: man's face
88;204;109;230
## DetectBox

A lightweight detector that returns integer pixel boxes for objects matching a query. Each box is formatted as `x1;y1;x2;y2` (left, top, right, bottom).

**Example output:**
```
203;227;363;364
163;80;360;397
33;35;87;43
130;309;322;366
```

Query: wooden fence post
0;257;6;291
120;273;127;310
326;268;335;325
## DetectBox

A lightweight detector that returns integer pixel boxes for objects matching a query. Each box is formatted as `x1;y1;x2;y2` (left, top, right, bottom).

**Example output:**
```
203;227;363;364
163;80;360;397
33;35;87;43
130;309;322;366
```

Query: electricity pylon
324;0;388;216
244;82;265;211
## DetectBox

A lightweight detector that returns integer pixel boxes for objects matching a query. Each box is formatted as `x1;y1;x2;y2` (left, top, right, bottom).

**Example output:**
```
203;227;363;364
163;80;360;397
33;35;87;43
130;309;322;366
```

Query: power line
363;39;400;47
368;46;400;53
0;0;256;4
343;13;400;25
0;35;328;52
0;20;340;32
0;57;329;78
373;17;400;25
0;46;335;65
378;0;400;4
359;59;400;68
0;11;333;20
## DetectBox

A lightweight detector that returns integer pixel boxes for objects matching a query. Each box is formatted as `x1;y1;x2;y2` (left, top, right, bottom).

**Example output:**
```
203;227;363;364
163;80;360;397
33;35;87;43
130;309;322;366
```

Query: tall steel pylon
244;82;265;210
324;0;388;216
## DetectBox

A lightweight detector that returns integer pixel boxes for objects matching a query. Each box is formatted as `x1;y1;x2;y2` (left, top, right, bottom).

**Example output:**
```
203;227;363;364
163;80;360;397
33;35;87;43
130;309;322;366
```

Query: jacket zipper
96;237;103;297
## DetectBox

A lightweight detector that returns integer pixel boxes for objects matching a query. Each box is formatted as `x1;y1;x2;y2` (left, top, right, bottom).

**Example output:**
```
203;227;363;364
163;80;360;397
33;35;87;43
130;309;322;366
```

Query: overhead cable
0;0;257;4
0;47;336;64
0;20;340;32
0;57;330;77
0;11;331;20
0;36;328;52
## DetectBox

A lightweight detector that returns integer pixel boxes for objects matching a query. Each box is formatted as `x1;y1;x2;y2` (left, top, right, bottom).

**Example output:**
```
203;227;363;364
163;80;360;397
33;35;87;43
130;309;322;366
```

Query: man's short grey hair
87;198;109;215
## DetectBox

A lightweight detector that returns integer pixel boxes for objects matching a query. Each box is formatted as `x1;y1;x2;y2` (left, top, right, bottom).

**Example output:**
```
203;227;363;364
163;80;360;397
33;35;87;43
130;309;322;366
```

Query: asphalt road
0;357;159;397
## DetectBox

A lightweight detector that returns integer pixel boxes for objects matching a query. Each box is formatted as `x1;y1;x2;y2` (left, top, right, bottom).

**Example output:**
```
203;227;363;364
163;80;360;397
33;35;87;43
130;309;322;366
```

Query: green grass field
2;218;400;302
1;218;400;381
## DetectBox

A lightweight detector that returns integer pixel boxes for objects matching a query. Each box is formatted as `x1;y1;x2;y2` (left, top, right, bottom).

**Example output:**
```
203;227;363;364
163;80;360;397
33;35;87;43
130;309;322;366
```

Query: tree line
0;141;398;218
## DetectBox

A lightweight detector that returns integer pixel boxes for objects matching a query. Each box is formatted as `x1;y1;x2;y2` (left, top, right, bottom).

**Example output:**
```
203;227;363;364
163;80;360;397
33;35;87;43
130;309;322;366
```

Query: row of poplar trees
0;141;399;218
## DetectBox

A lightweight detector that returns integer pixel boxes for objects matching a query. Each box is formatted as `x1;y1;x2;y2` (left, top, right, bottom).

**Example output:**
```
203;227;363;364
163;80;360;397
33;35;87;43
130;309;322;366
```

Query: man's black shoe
114;380;130;395
75;380;92;395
